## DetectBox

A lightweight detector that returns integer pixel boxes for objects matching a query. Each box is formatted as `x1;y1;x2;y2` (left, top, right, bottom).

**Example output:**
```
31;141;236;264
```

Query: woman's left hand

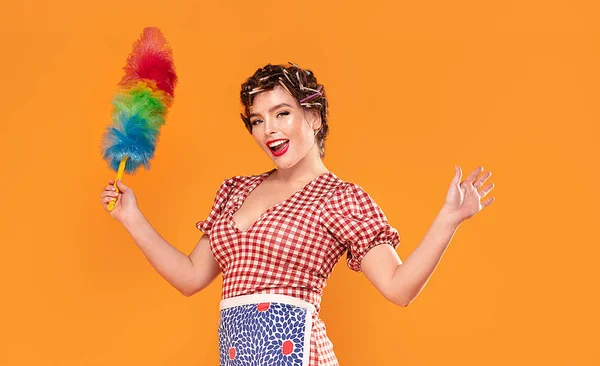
442;165;495;225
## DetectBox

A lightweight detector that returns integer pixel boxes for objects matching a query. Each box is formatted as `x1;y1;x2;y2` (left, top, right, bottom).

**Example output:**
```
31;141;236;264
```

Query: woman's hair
240;62;329;157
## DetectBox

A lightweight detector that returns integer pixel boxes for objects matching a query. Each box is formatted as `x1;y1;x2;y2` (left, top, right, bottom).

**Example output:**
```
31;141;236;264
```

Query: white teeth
268;140;288;148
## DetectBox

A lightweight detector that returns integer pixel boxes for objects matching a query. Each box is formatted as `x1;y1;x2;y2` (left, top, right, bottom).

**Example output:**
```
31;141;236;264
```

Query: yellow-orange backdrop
1;0;598;365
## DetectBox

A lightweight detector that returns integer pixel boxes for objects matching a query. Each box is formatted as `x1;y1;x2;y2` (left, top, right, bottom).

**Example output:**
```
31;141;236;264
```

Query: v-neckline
229;168;333;233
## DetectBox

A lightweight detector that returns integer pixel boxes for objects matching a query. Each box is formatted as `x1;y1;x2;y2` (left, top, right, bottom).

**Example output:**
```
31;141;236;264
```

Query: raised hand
100;179;140;224
443;166;495;224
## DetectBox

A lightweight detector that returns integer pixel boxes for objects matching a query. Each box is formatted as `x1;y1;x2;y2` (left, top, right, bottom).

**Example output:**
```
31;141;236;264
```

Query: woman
100;63;495;365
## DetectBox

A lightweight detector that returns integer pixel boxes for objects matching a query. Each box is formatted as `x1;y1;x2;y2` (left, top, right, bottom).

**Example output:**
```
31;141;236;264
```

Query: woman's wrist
121;208;146;231
438;205;464;229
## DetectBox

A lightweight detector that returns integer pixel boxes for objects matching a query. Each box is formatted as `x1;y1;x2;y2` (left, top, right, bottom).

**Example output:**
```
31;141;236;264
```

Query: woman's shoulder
311;173;358;211
323;172;369;197
219;168;274;186
320;173;386;216
216;169;274;192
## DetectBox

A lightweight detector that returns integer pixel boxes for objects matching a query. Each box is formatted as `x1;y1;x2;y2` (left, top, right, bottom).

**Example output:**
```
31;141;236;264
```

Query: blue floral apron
219;294;315;365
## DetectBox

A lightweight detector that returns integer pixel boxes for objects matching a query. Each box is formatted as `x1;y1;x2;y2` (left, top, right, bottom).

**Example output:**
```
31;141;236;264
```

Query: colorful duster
101;27;177;211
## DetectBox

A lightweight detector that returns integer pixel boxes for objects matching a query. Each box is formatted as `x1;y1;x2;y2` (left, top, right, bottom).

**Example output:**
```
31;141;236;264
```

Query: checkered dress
196;169;400;365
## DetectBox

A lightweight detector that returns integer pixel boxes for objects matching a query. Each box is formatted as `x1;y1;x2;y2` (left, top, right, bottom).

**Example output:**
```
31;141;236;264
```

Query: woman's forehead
250;85;298;112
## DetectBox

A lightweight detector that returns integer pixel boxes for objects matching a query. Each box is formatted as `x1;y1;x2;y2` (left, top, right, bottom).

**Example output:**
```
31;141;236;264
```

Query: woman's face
248;85;321;170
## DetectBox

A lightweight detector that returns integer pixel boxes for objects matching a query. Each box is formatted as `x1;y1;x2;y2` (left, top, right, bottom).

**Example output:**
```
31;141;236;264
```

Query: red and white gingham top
196;169;400;365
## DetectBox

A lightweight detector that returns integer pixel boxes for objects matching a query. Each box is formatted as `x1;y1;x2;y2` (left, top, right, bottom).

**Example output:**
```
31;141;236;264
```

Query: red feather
118;27;178;98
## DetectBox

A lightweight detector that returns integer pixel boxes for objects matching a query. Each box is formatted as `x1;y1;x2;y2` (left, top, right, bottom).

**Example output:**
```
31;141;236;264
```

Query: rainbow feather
101;27;177;175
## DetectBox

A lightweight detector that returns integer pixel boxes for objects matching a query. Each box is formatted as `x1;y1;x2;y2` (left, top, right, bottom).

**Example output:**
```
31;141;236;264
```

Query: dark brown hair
240;62;329;157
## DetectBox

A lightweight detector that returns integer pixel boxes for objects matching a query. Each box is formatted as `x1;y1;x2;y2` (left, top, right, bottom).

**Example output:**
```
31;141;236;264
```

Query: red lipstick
266;139;290;157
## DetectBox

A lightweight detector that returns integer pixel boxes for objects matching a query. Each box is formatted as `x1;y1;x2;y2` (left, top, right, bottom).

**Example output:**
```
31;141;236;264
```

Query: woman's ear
306;109;322;131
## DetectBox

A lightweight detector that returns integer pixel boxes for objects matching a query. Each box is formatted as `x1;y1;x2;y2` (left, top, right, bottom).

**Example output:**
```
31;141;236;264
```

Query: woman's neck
272;149;329;184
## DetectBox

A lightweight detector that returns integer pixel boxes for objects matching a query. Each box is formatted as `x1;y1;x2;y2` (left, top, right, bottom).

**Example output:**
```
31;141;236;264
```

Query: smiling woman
99;62;496;366
241;63;329;158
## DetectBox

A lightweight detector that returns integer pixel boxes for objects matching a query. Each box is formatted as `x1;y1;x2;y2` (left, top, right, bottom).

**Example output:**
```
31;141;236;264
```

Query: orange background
1;0;598;365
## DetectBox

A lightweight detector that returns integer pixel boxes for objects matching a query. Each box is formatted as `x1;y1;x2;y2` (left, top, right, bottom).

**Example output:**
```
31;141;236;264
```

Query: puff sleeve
320;183;400;272
195;178;234;234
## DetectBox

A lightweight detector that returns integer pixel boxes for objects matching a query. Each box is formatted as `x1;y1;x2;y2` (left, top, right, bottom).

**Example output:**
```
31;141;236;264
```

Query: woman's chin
270;155;298;170
272;160;293;170
266;145;312;170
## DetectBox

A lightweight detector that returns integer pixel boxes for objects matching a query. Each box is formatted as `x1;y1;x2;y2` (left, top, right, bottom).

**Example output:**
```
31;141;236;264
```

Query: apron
218;294;315;365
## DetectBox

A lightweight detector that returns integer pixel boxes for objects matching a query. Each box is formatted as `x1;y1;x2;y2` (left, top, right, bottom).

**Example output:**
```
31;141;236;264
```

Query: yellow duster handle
107;156;128;211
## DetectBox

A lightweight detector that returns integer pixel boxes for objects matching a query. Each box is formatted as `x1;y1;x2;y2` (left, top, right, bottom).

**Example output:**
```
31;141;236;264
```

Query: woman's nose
263;118;278;135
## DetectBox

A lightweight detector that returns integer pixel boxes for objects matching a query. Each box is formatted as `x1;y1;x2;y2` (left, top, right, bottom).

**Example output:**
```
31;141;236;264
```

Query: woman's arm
123;210;221;297
361;165;495;307
361;208;459;307
102;179;221;296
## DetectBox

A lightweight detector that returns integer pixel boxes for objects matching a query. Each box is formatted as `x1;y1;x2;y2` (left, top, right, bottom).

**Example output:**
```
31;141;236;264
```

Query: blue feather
101;111;159;174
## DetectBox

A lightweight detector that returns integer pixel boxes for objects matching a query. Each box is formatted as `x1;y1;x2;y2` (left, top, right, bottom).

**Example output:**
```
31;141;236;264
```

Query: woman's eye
277;111;289;118
251;120;262;125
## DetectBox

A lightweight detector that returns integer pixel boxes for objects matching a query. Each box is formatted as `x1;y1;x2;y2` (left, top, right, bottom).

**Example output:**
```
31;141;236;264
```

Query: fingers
453;165;463;185
115;179;129;192
463;166;484;184
101;179;129;213
101;192;119;211
100;181;120;209
104;184;117;192
479;181;495;209
482;196;495;208
101;195;118;205
474;171;492;190
100;189;119;202
452;165;496;215
100;189;119;198
478;182;495;197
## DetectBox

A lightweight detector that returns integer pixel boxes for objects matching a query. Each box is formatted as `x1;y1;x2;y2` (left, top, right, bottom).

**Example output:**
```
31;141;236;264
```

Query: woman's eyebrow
249;103;292;118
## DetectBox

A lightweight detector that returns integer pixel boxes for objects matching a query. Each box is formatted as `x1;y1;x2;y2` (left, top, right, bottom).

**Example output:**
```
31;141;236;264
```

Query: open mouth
267;139;290;156
269;140;289;151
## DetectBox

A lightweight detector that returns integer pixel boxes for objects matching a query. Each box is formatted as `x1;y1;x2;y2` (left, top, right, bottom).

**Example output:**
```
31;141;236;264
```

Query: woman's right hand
100;179;140;224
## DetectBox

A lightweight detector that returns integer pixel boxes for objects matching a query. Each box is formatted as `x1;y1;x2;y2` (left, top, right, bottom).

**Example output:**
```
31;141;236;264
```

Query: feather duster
101;27;177;211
